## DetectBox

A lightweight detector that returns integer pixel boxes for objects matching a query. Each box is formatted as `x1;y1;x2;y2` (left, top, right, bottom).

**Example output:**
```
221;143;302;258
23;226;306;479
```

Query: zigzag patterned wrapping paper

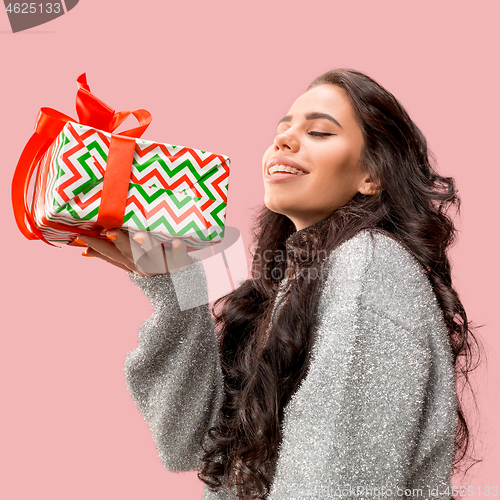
31;121;230;247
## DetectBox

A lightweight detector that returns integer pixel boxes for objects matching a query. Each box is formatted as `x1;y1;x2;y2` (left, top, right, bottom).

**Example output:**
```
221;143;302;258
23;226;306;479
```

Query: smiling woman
80;68;483;500
262;84;380;231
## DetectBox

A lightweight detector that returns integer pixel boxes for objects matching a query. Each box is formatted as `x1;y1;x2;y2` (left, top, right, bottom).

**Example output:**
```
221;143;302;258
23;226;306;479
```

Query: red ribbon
96;135;136;231
11;73;152;247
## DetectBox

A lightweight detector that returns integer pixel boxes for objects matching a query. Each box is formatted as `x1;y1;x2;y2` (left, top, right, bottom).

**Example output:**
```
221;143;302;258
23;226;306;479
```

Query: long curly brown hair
196;68;484;499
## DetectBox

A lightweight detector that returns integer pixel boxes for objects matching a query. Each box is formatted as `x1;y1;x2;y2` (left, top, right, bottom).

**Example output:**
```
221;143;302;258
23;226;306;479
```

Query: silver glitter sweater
124;229;457;500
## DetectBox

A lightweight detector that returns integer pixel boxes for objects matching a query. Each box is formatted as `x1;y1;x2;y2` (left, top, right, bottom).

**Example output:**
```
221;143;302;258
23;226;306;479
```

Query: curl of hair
196;69;484;499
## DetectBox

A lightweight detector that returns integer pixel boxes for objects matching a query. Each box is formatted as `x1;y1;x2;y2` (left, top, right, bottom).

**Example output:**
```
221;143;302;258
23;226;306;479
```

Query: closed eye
308;131;335;137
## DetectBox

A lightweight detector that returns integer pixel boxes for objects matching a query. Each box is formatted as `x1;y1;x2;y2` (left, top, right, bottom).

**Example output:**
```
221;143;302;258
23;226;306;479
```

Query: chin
264;199;294;220
264;195;283;213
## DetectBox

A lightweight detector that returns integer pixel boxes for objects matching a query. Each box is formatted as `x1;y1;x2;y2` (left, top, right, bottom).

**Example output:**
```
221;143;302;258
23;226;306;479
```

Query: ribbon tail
12;107;74;247
12;133;50;240
110;109;152;138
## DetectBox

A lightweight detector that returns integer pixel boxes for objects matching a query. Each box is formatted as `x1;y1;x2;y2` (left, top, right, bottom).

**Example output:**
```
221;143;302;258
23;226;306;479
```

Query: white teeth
268;164;307;175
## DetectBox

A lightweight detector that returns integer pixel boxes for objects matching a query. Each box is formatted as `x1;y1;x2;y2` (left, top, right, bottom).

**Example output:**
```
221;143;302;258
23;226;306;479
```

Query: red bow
11;73;152;247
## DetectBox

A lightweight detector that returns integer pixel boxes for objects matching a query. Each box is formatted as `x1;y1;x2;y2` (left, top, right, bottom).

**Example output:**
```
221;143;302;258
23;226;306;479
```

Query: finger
166;238;194;271
172;237;185;252
121;231;168;275
75;233;140;270
82;247;136;273
104;229;147;265
132;231;162;253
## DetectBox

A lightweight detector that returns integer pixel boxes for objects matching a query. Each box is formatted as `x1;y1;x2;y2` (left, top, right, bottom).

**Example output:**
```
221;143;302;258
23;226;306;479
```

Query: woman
75;69;482;499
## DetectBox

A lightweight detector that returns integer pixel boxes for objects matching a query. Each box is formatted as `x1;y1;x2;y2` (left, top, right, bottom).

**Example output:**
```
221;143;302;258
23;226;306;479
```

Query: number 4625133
5;3;62;14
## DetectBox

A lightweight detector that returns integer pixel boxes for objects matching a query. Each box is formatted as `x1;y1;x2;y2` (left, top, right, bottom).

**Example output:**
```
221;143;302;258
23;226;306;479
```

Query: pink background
1;1;498;498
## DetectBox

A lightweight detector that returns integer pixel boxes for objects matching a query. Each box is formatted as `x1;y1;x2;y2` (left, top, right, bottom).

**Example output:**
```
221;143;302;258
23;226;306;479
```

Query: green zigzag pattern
132;155;220;201
56;131;222;203
122;211;223;241
128;184;202;208
50;129;227;235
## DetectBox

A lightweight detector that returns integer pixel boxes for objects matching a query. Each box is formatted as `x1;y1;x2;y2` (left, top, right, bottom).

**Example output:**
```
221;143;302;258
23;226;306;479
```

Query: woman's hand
71;229;194;276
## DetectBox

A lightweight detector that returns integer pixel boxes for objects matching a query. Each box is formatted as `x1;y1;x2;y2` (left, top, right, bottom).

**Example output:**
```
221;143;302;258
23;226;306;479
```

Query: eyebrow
277;111;343;129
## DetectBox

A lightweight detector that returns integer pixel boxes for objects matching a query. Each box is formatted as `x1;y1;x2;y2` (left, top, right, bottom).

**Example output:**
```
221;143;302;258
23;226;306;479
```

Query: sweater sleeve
267;232;457;500
123;259;225;473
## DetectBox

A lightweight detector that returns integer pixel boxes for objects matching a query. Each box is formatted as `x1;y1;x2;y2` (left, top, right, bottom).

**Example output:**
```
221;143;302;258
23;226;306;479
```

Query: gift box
12;74;231;249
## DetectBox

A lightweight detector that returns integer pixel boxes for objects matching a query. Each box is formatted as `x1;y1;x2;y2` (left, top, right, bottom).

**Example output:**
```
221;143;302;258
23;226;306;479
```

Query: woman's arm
124;259;225;472
268;231;457;500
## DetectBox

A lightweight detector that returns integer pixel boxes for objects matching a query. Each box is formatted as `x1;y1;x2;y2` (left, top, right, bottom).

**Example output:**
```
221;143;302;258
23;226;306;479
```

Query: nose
273;128;299;153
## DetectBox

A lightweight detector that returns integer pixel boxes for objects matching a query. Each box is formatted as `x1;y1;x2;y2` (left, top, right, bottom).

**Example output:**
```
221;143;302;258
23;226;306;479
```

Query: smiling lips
265;157;310;176
269;165;307;175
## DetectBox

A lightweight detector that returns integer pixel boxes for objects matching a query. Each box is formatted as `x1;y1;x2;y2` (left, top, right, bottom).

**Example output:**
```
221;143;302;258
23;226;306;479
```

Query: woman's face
262;84;379;231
